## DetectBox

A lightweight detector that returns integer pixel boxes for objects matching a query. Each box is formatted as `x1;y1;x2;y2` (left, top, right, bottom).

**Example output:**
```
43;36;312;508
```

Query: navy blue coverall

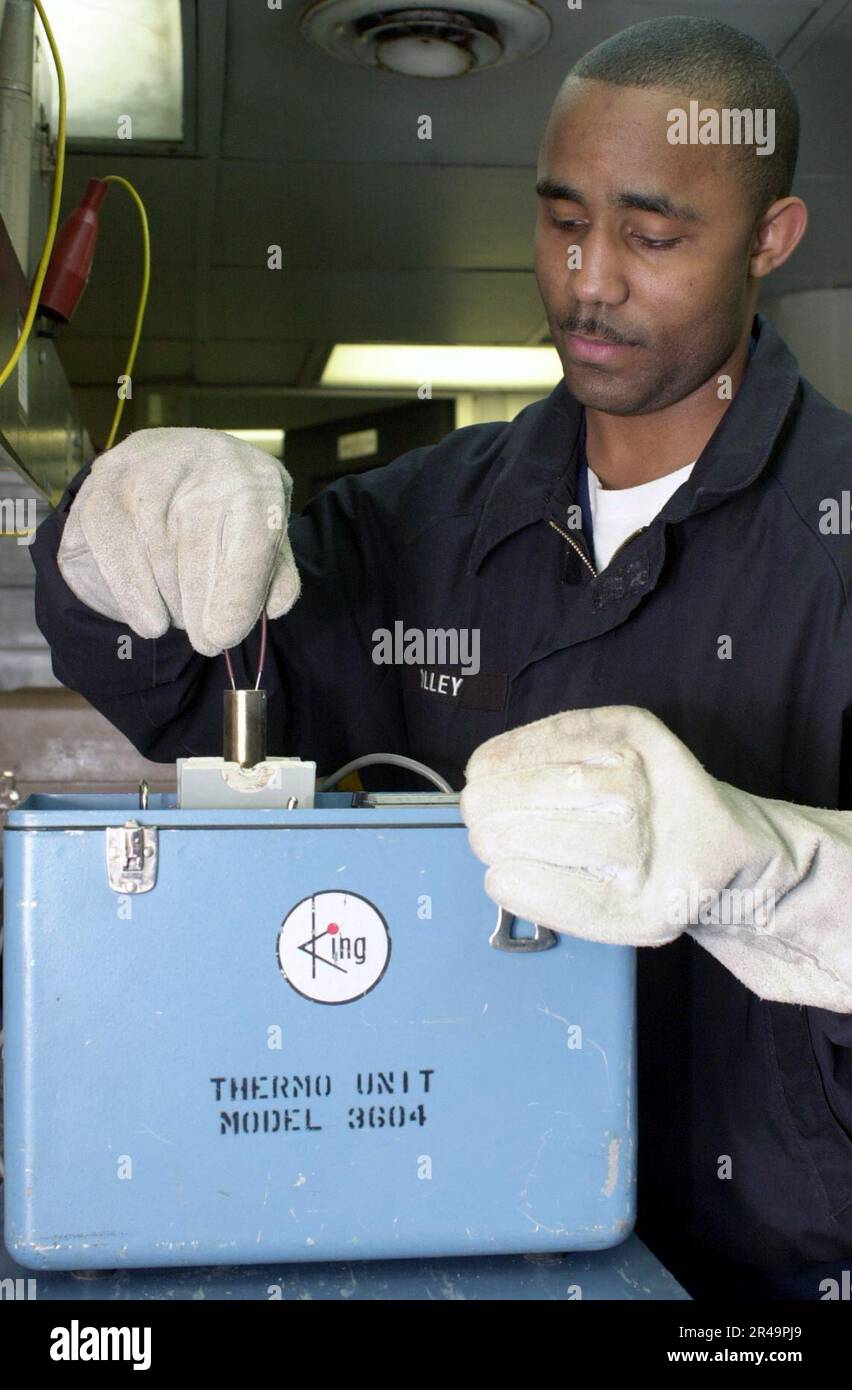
30;312;852;1299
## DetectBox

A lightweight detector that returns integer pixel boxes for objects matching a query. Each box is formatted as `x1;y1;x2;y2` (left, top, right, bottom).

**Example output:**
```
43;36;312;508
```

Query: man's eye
548;218;683;250
634;234;684;250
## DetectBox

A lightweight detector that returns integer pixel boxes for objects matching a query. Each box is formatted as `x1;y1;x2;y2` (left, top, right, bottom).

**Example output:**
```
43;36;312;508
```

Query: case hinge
106;820;158;894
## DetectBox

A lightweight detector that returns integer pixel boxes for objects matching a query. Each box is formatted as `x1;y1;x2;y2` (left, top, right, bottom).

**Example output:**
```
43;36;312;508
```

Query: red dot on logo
327;922;339;935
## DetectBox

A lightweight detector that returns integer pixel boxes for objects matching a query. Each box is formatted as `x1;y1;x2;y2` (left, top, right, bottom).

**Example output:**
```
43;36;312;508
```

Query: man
30;16;852;1299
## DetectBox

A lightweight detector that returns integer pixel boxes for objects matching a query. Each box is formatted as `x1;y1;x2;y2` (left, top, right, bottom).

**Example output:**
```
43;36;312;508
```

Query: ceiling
49;0;852;444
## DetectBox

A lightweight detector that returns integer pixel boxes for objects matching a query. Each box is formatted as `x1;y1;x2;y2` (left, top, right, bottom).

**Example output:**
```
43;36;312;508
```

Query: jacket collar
467;312;802;577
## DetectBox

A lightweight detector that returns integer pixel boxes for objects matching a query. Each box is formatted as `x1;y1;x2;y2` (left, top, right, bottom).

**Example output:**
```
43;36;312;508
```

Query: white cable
318;753;453;794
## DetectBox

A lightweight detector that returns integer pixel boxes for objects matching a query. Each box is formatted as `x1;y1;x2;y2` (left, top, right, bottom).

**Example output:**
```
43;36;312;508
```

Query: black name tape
403;666;508;711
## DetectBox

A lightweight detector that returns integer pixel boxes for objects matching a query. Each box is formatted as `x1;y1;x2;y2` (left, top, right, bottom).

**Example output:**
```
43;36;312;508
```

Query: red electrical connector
38;177;109;323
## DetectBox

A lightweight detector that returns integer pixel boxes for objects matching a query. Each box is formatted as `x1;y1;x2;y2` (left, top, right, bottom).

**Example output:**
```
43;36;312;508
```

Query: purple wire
223;646;236;691
223;608;267;691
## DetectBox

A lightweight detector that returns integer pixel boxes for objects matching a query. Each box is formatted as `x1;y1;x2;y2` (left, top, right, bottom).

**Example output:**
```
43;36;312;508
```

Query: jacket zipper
608;526;647;564
547;519;647;577
547;518;597;577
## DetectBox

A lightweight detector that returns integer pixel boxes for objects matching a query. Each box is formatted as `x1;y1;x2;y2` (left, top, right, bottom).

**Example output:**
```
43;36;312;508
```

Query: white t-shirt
587;459;697;571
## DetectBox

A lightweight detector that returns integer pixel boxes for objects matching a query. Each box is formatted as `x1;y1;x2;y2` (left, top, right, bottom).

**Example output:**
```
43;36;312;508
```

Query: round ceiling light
300;0;552;77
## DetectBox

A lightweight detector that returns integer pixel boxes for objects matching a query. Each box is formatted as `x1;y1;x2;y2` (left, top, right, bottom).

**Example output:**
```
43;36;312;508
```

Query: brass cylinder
223;689;267;768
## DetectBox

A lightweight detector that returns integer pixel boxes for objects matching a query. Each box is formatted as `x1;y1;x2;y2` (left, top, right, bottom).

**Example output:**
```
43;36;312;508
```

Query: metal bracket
0;769;20;814
489;906;558;953
106;821;158;894
352;792;460;807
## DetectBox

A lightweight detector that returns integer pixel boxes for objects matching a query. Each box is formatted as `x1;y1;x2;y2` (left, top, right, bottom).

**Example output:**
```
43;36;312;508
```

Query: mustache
561;318;640;347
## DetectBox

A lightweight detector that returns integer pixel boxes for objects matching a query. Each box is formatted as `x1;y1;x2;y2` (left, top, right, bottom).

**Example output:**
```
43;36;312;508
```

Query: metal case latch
106;820;158;894
490;906;558;952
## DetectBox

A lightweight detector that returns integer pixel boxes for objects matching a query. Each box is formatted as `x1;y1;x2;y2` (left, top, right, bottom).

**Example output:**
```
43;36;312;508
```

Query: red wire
255;607;267;690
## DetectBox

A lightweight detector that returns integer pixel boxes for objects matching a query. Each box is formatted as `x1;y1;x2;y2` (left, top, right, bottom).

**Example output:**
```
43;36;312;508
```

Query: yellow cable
100;175;151;451
0;0;66;389
0;4;152;510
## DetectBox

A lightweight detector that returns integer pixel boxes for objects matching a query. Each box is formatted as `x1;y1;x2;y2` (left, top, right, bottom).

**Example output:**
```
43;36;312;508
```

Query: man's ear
749;196;808;279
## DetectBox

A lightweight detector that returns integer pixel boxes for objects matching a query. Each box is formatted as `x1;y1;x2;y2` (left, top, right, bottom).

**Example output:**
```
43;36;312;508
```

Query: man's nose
569;227;629;307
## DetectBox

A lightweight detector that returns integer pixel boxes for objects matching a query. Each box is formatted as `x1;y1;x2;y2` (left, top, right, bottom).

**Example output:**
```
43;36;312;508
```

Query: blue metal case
3;792;635;1270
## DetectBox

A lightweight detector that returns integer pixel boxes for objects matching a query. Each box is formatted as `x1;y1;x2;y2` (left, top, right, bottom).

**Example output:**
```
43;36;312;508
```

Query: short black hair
563;15;799;221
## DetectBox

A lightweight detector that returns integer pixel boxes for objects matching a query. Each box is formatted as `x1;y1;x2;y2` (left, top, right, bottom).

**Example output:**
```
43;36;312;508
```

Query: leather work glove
57;427;302;657
460;704;852;1011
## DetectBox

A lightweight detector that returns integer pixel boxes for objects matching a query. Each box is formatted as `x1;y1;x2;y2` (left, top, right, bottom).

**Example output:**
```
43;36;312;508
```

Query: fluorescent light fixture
39;0;183;141
320;344;562;391
224;430;285;459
